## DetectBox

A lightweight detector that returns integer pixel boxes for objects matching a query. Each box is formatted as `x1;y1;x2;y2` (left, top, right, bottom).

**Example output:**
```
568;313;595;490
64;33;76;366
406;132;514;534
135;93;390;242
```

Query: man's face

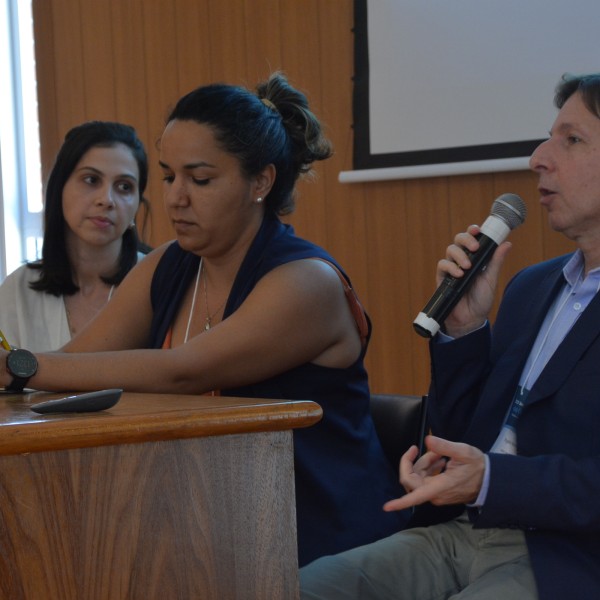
530;91;600;244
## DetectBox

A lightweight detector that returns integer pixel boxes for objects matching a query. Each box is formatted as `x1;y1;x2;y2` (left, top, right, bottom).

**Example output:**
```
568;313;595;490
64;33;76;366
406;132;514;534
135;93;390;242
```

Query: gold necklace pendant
202;263;227;330
184;258;227;342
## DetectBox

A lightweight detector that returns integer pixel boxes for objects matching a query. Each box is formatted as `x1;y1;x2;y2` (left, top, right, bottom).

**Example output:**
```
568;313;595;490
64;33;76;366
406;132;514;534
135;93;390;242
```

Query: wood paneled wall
32;0;575;395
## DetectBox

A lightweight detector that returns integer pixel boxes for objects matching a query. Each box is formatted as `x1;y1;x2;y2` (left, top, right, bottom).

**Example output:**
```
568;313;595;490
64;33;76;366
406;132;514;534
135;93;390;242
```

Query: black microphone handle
413;233;498;338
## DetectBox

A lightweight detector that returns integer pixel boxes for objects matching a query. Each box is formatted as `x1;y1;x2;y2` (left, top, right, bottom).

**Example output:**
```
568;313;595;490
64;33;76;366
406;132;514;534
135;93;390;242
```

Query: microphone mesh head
491;193;527;230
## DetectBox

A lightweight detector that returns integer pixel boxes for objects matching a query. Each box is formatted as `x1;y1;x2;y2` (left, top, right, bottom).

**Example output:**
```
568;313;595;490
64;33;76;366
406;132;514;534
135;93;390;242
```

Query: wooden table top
0;391;322;456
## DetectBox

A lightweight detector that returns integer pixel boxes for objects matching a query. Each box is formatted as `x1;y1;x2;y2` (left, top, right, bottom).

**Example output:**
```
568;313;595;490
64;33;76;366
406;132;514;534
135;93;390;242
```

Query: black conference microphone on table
413;193;527;338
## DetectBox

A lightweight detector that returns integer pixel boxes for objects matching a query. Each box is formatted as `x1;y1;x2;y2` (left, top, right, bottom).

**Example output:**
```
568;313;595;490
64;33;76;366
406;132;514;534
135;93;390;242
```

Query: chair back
370;393;428;469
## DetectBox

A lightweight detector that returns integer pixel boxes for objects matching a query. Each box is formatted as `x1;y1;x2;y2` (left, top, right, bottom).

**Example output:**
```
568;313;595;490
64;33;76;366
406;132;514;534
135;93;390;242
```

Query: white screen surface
343;0;600;182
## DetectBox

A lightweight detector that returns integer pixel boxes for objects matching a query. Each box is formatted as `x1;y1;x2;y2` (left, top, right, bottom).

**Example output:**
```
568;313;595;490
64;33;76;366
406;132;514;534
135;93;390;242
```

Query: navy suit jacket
425;254;600;599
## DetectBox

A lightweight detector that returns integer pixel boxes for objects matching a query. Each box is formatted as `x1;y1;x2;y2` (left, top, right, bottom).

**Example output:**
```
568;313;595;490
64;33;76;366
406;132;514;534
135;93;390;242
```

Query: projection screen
341;0;600;183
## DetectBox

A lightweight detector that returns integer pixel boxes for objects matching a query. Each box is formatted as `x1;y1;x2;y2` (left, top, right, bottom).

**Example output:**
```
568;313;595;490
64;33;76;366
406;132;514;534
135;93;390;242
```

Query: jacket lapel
528;286;600;404
465;263;566;449
497;261;567;394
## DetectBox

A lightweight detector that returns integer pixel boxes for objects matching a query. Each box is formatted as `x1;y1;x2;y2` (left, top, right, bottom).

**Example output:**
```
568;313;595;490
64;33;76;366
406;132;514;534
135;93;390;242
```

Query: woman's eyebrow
76;165;138;181
158;160;216;169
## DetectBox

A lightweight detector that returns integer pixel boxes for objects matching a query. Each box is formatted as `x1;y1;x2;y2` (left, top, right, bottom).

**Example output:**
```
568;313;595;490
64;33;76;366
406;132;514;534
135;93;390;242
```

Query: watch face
7;349;38;378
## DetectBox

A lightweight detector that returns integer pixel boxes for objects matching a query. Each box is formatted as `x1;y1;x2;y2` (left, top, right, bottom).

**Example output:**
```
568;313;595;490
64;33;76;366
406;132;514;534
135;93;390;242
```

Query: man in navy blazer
300;73;600;600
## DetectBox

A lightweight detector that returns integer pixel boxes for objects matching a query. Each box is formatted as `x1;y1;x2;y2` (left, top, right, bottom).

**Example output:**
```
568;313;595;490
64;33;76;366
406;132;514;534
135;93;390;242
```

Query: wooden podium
0;391;322;600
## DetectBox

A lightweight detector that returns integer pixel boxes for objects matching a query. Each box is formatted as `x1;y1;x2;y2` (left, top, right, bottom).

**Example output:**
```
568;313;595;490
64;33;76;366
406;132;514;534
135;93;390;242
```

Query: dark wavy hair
555;72;600;118
165;72;333;215
29;121;150;296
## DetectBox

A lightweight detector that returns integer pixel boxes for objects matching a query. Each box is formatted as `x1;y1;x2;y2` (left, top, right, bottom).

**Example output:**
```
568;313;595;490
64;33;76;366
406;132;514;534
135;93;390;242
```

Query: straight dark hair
29;121;149;296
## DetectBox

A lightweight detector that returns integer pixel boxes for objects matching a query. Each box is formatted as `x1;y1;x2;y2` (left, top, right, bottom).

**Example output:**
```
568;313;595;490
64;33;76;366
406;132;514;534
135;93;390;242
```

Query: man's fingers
384;476;447;512
398;445;419;473
425;435;478;462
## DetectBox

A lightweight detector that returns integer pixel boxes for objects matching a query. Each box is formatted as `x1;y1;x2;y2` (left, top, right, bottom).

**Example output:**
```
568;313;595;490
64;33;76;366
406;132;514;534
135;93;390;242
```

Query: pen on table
0;329;12;351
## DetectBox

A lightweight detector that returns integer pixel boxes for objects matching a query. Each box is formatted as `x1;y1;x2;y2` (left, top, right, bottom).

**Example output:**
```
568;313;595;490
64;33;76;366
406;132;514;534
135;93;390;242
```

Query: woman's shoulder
0;263;41;290
0;263;63;317
133;241;178;269
148;241;197;292
148;240;190;270
262;223;338;269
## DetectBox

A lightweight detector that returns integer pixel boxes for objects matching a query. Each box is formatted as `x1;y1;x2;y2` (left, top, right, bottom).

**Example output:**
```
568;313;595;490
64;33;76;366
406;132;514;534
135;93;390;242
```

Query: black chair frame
370;393;428;470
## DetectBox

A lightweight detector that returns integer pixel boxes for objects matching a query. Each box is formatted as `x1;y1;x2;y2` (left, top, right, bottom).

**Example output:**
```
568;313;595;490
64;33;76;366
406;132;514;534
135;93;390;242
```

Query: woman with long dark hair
0;121;149;350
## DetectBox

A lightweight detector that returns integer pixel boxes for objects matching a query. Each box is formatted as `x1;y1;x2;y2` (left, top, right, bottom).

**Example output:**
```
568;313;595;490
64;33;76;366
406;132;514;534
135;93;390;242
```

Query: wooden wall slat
402;177;453;392
139;3;181;244
205;3;248;82
108;0;154;240
278;1;328;248
363;181;413;391
110;0;149;127
173;0;212;94
31;1;58;178
78;1;117;119
243;0;282;84
47;0;86;136
31;0;569;396
317;2;370;290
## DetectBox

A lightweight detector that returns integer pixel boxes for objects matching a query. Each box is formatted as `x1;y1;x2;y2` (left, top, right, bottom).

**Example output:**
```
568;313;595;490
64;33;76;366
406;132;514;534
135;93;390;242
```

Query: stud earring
256;197;263;203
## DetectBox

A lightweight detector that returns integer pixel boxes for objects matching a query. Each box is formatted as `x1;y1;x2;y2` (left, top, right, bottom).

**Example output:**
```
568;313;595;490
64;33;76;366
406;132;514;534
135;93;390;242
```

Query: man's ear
254;163;276;200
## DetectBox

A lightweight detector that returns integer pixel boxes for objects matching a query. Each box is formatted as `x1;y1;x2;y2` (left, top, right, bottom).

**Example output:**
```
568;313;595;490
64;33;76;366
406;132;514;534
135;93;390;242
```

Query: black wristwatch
6;349;38;392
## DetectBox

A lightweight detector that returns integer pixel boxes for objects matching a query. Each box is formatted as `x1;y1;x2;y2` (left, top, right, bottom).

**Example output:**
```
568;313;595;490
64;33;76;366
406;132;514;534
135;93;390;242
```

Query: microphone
413;193;527;338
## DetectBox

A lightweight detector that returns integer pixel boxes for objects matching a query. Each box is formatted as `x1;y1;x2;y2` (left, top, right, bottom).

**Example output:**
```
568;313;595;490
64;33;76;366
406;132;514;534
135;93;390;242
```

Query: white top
0;264;70;352
0;253;145;352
